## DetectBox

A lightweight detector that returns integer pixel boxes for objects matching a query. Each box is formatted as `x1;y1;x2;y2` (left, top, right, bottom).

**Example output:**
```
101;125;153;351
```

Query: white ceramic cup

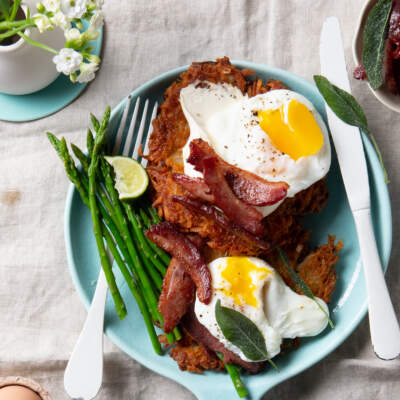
0;1;64;95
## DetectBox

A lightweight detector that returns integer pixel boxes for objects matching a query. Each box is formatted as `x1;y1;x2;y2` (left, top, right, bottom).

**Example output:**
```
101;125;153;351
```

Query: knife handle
353;208;400;360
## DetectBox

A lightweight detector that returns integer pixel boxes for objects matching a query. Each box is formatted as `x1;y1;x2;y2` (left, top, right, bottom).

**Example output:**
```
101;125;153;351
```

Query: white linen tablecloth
1;0;399;398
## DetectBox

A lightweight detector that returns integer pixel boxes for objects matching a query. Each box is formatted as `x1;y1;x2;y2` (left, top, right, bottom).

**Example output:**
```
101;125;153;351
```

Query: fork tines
112;96;158;166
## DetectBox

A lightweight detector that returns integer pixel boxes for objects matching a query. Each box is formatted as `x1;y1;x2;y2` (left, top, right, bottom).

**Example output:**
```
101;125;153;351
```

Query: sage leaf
314;75;368;133
215;299;279;371
276;246;334;329
362;0;392;90
314;75;388;183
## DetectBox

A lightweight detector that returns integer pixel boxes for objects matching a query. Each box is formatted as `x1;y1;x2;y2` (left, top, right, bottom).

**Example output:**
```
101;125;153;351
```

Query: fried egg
180;82;331;216
195;257;329;362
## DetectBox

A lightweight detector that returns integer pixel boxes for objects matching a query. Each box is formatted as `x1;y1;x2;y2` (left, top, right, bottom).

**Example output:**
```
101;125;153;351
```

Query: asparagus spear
124;204;166;276
71;140;181;341
147;205;162;224
123;203;178;344
101;158;183;343
49;109;183;350
71;143;125;238
71;143;167;276
124;204;163;289
70;146;158;306
217;353;248;398
136;209;171;267
87;107;128;320
71;143;90;171
100;158;162;323
80;173;141;284
90;112;101;133
48;129;127;320
101;220;162;354
87;128;94;154
48;132;164;353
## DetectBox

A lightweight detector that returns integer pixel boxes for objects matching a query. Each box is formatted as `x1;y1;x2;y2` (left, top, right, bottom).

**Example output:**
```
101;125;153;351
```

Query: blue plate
64;61;392;400
0;28;102;122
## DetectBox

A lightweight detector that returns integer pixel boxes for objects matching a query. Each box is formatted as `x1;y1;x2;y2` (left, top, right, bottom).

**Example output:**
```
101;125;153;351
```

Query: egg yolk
258;99;324;161
219;257;270;308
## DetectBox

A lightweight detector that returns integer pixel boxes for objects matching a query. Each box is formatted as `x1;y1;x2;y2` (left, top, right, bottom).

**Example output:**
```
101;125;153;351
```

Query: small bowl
0;377;51;400
353;0;400;113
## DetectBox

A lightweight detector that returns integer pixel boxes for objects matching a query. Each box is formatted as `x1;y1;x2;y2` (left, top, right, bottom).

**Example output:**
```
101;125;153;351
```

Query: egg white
180;82;331;217
195;257;329;362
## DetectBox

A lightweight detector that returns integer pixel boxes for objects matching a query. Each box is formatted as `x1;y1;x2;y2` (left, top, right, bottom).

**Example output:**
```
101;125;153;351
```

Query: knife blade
320;16;400;360
320;17;370;213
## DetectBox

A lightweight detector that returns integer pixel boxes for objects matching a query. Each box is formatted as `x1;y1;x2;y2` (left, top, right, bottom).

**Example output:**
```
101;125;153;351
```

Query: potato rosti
146;57;342;373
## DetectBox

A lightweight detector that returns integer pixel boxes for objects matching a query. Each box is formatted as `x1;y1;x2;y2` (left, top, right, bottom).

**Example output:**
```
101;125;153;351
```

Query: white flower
51;11;71;30
61;0;87;19
64;27;81;41
87;0;103;9
33;14;53;33
76;62;99;83
89;10;104;30
43;0;60;12
53;48;83;74
86;26;100;40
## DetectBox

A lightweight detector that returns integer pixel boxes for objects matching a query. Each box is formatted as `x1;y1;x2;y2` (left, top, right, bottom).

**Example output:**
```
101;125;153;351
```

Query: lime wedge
104;156;149;199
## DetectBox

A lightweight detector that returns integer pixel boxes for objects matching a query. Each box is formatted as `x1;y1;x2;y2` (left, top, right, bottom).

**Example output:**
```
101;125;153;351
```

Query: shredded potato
147;57;342;372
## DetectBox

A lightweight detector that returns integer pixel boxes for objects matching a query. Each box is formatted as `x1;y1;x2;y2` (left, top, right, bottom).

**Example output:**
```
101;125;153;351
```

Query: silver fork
64;96;158;400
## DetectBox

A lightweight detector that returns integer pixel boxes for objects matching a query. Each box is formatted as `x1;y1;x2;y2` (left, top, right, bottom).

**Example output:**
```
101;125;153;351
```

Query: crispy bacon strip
181;306;265;373
146;222;212;304
187;139;288;206
172;196;271;251
172;173;214;203
173;171;265;236
202;156;264;235
173;170;289;211
224;170;288;207
158;258;195;333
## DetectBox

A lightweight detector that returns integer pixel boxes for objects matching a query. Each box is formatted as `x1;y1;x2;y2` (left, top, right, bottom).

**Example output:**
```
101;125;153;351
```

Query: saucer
0;29;102;122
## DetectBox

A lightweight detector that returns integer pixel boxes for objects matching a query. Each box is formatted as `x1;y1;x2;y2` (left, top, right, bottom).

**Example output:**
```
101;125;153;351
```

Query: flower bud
85;54;100;64
85;27;100;41
36;2;46;13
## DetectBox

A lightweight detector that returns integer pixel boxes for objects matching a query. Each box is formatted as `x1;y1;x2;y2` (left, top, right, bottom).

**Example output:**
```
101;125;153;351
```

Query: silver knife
320;16;400;360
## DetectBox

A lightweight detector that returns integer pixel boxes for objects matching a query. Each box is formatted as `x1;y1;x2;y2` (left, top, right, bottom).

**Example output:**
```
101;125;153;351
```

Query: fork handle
353;208;400;360
64;269;108;399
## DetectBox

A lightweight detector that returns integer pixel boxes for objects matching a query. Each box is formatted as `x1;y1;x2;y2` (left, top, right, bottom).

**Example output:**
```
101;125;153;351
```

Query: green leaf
314;75;369;133
17;31;58;54
362;0;392;90
314;75;388;184
276;247;335;329
215;300;279;371
9;0;21;21
0;0;10;20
